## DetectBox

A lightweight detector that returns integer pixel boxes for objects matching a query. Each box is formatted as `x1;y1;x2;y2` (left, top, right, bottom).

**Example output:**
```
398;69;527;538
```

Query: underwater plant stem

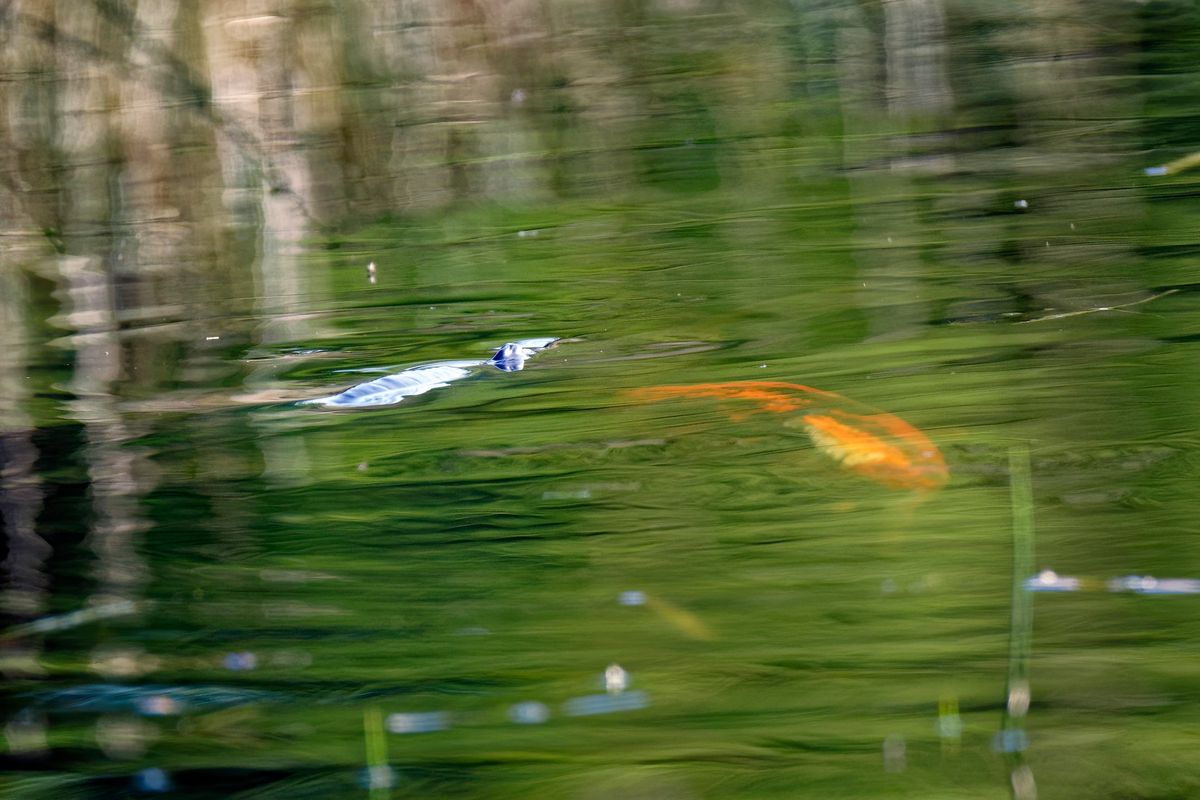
1002;444;1036;798
364;706;390;800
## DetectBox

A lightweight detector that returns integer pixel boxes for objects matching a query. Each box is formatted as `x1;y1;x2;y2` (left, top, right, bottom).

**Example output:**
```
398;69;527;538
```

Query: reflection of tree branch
1014;288;1178;324
7;1;315;224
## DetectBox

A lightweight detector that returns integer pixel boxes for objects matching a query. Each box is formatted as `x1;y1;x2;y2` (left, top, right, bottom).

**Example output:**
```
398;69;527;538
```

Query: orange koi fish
628;381;947;492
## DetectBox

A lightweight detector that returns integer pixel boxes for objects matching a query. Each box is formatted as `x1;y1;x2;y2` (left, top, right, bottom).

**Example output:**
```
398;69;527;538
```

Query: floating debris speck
604;663;628;694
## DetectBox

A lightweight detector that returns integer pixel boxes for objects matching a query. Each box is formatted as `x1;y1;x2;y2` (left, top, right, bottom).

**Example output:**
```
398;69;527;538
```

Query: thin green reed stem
1006;444;1034;705
364;706;390;800
1003;444;1036;799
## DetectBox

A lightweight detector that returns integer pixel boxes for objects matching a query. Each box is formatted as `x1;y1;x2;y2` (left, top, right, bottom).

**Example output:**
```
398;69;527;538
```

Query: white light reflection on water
385;711;450;735
882;734;906;773
508;701;551;725
618;590;646;606
934;695;962;748
1011;765;1038;800
3;710;47;756
132;768;172;794
563;691;649;718
360;765;397;790
1024;569;1081;592
95;715;158;760
136;694;183;717
88;644;161;679
0;599;140;639
222;651;258;671
1108;575;1200;595
1025;569;1200;595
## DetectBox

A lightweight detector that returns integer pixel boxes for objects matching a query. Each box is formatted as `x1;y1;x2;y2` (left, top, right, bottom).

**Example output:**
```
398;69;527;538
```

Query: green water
4;2;1200;798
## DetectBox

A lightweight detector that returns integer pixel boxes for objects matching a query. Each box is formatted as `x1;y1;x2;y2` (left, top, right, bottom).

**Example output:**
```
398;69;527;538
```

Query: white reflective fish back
301;338;558;409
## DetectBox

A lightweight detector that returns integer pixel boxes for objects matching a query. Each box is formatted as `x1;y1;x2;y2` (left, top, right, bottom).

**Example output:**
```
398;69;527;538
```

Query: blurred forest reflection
2;1;1183;253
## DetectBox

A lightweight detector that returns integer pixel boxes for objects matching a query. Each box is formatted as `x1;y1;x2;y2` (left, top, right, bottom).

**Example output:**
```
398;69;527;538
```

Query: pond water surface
3;3;1200;799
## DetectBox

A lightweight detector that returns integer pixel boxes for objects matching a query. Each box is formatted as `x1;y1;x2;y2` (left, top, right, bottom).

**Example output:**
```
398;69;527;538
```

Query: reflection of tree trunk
55;5;117;252
1003;2;1141;304
0;431;46;619
931;2;1143;314
839;1;954;340
57;256;151;605
202;4;335;333
201;6;332;486
0;2;59;242
27;5;150;608
0;443;47;675
883;0;952;120
3;0;804;232
0;270;48;622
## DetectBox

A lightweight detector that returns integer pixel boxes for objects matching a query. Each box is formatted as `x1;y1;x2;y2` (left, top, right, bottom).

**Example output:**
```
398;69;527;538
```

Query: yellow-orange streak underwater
628;381;840;416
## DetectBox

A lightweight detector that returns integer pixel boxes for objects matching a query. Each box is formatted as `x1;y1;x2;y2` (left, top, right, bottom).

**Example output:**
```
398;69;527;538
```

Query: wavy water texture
629;381;947;492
